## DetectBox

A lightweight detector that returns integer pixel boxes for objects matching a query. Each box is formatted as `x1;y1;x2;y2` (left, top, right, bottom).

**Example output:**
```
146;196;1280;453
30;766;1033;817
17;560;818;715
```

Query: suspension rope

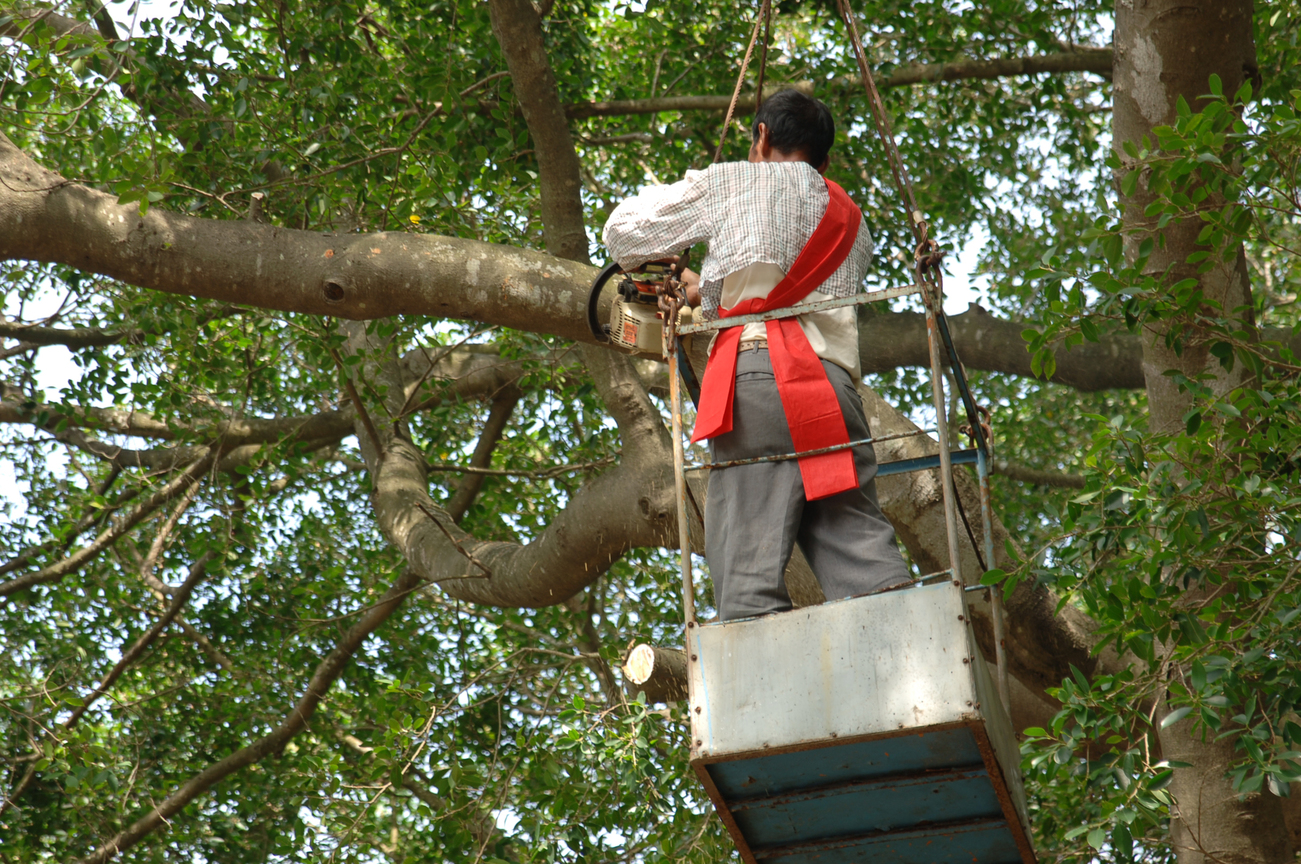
713;0;771;164
755;1;773;114
833;0;926;247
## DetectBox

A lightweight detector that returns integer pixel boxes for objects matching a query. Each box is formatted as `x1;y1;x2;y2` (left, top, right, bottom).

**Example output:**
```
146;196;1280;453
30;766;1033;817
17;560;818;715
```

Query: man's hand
650;254;701;317
656;267;700;316
680;267;701;308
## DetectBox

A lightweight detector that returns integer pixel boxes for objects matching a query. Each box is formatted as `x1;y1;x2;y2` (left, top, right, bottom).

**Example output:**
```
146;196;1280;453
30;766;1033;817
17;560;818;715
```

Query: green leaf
1121;170;1139;198
1161;706;1193;728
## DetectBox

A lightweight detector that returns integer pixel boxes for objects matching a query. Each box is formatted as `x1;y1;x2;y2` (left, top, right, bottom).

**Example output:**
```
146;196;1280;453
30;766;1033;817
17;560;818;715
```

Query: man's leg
796;359;912;600
705;349;804;621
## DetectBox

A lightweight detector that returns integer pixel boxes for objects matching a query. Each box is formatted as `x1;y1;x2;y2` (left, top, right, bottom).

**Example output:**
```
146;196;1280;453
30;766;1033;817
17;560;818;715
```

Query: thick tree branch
622;644;687;703
12;130;1269;392
564;50;1113;119
858;305;1301;392
76;567;421;864
859;304;1146;391
488;0;590;263
0;131;601;343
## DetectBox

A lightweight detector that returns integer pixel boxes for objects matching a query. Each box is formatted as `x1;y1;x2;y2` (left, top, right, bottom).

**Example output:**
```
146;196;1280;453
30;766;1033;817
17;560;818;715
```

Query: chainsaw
587;257;701;406
586;260;680;355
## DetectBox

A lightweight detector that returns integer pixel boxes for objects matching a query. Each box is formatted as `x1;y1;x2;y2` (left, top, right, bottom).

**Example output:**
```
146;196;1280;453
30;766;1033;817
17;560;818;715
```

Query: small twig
394;324;495;422
138;476;204;596
327;347;385;461
76;567;423;864
66;553;214;727
460;70;510;98
0;453;216;597
0;552;214;816
415;502;492;578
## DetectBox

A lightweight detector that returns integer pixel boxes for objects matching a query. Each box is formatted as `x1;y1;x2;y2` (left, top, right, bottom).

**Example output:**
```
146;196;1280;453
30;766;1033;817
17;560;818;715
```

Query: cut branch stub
622;644;687;704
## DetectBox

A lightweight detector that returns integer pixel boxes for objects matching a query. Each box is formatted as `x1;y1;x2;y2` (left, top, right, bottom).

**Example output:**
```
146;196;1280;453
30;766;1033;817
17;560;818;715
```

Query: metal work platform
687;583;1033;864
664;274;1037;864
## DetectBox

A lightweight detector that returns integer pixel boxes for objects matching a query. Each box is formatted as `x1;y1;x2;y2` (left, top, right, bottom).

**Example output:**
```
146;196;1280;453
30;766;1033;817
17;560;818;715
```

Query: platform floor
696;724;1025;864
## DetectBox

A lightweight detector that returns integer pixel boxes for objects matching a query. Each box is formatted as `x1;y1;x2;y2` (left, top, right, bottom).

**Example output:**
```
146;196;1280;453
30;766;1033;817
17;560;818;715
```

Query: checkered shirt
602;160;874;320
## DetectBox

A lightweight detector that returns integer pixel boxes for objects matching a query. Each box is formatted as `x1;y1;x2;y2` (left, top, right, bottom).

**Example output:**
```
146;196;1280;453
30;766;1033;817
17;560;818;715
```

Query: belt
738;340;768;353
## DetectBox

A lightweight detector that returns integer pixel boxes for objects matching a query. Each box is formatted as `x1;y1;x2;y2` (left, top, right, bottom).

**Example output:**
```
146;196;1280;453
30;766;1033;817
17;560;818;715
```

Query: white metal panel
974;650;1032;828
689;582;976;759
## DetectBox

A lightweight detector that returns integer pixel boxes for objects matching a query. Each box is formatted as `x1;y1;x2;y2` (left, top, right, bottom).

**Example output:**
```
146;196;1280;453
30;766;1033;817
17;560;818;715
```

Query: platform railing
664;278;1011;714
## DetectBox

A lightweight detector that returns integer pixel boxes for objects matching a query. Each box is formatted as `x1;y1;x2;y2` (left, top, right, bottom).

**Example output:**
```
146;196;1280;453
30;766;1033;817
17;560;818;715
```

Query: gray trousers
705;348;911;620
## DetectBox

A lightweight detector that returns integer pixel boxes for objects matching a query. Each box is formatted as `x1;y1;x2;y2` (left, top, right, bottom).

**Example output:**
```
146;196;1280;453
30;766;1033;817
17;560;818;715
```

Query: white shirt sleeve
601;169;712;268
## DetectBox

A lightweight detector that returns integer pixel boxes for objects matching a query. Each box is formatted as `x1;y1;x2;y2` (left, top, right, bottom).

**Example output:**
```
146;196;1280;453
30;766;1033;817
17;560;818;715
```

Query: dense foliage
1011;79;1301;862
1;0;1298;862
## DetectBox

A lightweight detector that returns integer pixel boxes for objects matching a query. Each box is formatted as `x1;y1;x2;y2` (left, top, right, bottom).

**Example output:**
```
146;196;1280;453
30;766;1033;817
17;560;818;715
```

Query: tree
0;0;1297;862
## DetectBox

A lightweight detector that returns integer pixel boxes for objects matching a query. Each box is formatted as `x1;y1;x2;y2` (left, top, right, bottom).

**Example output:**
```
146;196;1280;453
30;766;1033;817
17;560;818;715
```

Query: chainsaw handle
587;261;623;343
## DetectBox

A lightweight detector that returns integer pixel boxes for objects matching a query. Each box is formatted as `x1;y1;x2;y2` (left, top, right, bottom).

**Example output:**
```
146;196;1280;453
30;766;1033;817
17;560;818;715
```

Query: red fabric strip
691;179;862;501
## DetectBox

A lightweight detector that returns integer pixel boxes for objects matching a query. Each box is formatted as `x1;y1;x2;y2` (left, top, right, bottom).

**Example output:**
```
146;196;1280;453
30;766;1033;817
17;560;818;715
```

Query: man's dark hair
751;89;835;168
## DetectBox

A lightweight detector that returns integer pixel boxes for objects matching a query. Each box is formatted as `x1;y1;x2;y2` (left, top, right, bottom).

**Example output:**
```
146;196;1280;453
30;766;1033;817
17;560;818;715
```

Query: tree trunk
1115;0;1258;421
1115;3;1291;861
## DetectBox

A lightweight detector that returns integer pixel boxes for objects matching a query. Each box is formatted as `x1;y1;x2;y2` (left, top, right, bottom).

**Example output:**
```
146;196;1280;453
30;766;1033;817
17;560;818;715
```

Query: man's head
749;89;835;173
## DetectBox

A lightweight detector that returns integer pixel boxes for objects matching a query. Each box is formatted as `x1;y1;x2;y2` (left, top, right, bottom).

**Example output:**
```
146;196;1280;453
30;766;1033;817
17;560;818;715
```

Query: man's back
603;160;874;376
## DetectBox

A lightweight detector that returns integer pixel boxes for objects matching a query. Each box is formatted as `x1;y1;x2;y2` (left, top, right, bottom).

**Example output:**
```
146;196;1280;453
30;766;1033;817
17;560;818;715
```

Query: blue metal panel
731;767;1002;848
877;448;979;478
753;817;1023;864
707;726;984;801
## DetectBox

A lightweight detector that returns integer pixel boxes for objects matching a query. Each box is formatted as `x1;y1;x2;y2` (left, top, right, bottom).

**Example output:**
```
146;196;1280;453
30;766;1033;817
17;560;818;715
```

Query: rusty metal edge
683;427;933;472
967;718;1038;864
747;815;1012;860
691;758;759;864
676;282;923;335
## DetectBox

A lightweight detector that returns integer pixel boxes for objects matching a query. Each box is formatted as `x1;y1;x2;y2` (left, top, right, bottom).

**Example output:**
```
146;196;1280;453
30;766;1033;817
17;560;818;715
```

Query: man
603;89;911;621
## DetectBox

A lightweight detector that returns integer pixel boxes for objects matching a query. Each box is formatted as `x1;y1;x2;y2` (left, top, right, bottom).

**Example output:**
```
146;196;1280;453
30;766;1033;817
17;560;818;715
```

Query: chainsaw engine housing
608;297;663;355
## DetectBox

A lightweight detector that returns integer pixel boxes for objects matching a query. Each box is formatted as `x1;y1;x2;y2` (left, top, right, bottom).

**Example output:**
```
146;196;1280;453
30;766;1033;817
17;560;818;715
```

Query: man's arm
602;170;712;269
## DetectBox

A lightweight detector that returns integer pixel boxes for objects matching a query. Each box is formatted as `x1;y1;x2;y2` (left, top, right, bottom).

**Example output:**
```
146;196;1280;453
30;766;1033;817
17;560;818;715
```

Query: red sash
691;179;861;501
